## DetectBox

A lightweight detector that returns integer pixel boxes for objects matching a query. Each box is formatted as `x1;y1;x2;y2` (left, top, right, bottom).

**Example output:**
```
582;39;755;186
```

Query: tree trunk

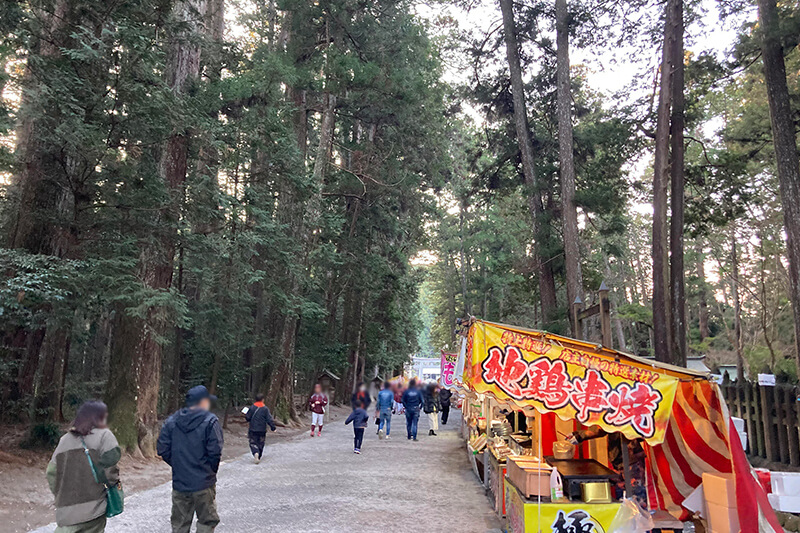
106;0;206;455
499;0;558;323
730;229;745;382
651;0;679;363
555;0;582;315
697;243;710;341
668;0;686;367
757;0;800;375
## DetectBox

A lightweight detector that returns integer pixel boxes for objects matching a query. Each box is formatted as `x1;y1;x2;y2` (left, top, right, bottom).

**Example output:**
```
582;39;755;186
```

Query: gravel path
32;408;501;532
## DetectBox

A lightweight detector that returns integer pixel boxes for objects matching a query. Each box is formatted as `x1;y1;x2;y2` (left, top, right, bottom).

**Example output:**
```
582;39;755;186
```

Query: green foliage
20;422;62;450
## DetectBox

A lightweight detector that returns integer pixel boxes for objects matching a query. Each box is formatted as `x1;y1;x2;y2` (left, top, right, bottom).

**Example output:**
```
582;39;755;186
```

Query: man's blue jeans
379;408;392;436
405;409;420;439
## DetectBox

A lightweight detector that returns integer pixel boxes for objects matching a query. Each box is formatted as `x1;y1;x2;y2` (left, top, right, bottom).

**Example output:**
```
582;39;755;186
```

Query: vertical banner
440;350;458;387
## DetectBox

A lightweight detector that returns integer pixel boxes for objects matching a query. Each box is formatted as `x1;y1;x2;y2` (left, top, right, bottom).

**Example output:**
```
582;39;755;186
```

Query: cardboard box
506;457;551;499
703;472;736;507
768;493;800;513
706;501;739;532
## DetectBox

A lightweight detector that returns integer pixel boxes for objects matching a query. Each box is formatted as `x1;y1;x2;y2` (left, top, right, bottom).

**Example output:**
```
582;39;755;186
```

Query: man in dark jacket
244;393;276;464
401;379;424;441
158;385;223;533
422;383;441;436
439;387;453;425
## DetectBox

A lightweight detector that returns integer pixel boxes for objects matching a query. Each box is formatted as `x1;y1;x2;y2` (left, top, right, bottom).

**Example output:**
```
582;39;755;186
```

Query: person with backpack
439;386;453;425
244;393;276;464
46;401;122;533
422;383;441;436
157;385;223;533
401;379;424;441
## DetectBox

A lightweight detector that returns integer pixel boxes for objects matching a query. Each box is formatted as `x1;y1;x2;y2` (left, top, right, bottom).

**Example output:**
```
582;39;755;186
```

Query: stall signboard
465;322;679;444
441;350;458;387
506;483;620;533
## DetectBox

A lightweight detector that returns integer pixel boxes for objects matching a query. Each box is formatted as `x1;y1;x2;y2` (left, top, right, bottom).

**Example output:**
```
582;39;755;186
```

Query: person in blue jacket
376;382;394;439
345;401;369;454
401;379;424;441
157;385;224;533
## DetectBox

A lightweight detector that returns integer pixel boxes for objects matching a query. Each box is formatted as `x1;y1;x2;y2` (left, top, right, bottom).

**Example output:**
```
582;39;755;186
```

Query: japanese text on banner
465;322;679;445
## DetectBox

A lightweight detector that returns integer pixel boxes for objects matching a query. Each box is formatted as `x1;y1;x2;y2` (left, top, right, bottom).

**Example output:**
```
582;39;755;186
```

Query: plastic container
550;467;564;500
771;472;800;496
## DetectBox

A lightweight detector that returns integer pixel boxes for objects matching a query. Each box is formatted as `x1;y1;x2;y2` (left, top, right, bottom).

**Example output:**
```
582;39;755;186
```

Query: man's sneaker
431;431;437;436
407;436;412;440
354;449;361;454
413;437;418;441
253;455;260;464
378;429;385;440
385;435;391;440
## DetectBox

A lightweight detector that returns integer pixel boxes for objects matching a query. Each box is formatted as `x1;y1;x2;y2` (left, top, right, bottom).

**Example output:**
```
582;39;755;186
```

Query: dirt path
0;414;304;533
29;408;501;533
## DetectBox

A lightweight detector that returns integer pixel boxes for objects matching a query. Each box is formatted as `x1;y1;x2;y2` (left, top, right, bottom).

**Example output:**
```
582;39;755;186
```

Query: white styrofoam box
768;493;800;513
732;416;745;434
770;472;800;496
739;431;748;452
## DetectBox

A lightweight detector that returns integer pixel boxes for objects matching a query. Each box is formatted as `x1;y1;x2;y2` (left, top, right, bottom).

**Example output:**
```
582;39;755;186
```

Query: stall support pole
620;435;634;498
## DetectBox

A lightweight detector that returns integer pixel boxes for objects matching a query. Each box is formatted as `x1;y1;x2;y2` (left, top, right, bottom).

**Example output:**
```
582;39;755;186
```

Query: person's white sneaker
378;429;385;439
253;455;260;464
385;435;391;440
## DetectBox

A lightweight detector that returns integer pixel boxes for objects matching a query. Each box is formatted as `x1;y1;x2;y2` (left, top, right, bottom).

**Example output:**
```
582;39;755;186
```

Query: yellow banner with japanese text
464;321;679;445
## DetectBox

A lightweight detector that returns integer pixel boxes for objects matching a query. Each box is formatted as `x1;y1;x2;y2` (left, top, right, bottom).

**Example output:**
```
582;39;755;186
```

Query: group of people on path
45;380;456;532
339;378;453;452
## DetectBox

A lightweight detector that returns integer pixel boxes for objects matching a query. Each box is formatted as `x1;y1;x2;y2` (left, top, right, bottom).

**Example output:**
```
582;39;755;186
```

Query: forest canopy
1;0;799;455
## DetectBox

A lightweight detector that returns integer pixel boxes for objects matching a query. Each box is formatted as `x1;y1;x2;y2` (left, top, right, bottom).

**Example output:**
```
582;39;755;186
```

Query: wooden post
572;296;583;340
753;381;766;459
786;385;799;466
598;281;612;349
744;383;757;456
775;385;790;464
760;384;776;461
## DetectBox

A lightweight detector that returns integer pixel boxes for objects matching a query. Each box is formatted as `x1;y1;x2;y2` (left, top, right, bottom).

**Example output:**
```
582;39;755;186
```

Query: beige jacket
46;428;121;526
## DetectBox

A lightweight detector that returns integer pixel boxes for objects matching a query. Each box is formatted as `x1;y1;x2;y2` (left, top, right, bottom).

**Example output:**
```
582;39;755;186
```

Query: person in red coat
308;383;329;437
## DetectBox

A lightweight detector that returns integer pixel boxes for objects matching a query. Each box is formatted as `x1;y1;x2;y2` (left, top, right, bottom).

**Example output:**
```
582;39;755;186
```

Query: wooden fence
721;382;800;466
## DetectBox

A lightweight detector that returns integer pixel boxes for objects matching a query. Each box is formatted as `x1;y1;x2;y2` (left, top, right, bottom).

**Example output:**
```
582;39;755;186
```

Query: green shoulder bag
80;437;124;518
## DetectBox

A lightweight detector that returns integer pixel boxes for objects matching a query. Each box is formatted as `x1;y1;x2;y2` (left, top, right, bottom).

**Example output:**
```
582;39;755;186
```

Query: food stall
459;319;783;533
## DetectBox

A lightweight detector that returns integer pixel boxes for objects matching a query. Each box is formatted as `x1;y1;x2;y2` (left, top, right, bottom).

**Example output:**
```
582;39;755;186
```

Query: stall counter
504;480;620;533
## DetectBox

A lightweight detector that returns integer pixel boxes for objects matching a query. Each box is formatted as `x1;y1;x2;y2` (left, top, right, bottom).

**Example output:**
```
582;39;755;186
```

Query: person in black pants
345;401;369;454
439;387;452;425
244;393;276;463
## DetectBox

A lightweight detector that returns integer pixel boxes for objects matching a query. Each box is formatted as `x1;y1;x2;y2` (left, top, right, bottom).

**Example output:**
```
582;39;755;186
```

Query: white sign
758;373;776;387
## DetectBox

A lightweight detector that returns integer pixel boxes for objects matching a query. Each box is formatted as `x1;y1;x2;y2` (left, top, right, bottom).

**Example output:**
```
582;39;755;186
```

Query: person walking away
351;383;371;411
309;384;329;437
439;387;453;425
376;382;394;439
47;401;121;533
423;383;441;436
244;393;276;463
157;385;223;533
393;382;405;414
345;401;369;454
401;379;424;441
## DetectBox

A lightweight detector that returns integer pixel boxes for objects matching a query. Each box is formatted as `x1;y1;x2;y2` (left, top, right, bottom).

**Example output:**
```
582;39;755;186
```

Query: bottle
550;467;564;500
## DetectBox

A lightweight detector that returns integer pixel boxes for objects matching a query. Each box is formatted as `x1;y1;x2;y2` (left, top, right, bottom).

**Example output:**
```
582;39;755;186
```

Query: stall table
486;448;508;516
505;480;620;533
544;457;617;501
